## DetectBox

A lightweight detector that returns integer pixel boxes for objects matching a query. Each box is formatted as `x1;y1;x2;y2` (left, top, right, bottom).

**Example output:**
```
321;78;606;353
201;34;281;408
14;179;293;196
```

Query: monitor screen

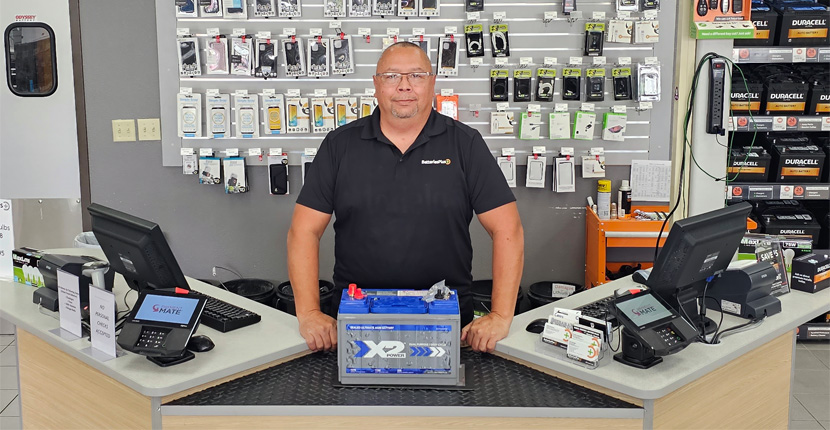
134;293;200;325
615;293;673;327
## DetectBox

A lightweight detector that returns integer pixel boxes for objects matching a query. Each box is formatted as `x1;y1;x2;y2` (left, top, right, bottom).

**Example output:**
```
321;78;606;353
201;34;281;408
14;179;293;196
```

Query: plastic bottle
597;179;611;220
619;179;632;215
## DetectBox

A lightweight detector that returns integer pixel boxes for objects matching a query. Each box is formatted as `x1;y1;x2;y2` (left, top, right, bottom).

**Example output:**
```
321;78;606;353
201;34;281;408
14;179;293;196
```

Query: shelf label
772;116;787;131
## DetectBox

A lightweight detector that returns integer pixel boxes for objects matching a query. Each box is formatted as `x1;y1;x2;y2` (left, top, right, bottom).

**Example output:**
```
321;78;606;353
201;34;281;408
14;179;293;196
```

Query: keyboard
575;295;617;326
192;291;262;333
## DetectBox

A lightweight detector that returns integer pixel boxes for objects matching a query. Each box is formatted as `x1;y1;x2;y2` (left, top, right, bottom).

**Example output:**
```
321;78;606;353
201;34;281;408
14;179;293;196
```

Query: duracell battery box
807;73;830;115
771;2;830;46
763;74;809;115
729;147;771;181
791;250;830;293
761;211;822;245
730;77;764;113
769;143;826;182
735;2;780;46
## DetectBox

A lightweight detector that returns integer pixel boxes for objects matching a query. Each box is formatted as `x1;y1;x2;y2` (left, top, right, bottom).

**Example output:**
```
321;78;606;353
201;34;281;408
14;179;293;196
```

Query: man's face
373;46;436;120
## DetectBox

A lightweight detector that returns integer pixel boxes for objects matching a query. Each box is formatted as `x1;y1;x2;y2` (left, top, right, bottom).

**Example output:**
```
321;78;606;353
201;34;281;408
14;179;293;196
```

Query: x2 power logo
353;340;447;358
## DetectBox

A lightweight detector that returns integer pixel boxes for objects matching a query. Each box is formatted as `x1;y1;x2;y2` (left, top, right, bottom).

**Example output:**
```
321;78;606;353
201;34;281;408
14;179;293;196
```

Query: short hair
376;41;430;72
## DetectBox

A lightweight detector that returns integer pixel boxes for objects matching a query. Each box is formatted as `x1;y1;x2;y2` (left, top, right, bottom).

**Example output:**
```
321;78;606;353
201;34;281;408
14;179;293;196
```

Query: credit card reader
118;290;206;367
611;289;698;369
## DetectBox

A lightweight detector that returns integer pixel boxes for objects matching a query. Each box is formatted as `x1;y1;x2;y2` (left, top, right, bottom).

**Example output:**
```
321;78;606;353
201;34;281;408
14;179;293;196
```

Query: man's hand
461;312;512;353
298;310;338;351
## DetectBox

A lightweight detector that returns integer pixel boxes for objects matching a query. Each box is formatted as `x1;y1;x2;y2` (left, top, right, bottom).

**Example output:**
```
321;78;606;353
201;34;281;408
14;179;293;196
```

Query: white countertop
0;248;308;398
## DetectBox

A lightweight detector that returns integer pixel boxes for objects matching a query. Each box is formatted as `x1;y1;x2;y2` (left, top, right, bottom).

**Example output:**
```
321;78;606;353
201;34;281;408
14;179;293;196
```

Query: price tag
645;56;659;65
469;57;483;66
180;147;195;156
581;103;595;112
440;88;454;96
287;88;301;96
494;11;507;21
638;101;653;110
413;28;425;35
180;87;193;96
618;11;631;19
256;31;271;39
570;10;583;19
532;146;546;154
314;88;327;97
612;105;627;113
555;103;568;112
528;103;541;113
569;56;583;65
200;148;214;156
520;57;532;66
618;57;632;65
338;87;351;95
560;147;574;156
466;12;480;21
779;185;794;200
304;147;318;156
593;56;606;66
592;11;605;20
544;11;558;21
262;88;276;95
207;28;220;37
365;88;376;96
248;148;262;156
644;10;658;20
234;89;248;95
544;57;557;66
496;102;509;111
176;28;190;36
226;148;239;157
270;147;283;156
206;88;220;96
358;27;372;36
495;57;508;66
310;28;323;37
822;117;830;131
444;26;457;34
283;28;296;36
232;28;246;37
792;47;807;63
329;21;342;29
772;116;787;131
502;147;515;156
386;27;399;36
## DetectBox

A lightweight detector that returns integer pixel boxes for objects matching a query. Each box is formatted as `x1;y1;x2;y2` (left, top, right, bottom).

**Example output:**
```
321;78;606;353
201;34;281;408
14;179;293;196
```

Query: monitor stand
676;287;717;336
147;350;195;367
613;328;663;369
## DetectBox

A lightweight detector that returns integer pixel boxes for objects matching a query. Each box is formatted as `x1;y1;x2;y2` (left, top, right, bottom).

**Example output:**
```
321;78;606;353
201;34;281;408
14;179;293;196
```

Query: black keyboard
192;292;261;333
575;295;617;326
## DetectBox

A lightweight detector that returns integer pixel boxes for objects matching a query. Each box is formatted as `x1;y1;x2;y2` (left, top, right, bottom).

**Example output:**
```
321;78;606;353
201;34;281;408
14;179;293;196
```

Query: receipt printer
34;254;114;311
708;262;781;319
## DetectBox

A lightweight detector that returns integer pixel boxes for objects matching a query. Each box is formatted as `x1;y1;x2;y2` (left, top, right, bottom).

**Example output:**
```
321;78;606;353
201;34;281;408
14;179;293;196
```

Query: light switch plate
137;118;161;141
112;119;136;142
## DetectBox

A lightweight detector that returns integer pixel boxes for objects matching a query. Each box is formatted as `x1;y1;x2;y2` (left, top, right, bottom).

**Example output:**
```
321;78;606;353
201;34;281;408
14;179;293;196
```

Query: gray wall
81;0;645;294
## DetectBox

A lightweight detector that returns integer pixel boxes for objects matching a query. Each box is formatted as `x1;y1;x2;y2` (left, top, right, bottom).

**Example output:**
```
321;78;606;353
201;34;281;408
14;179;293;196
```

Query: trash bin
527;281;585;310
472;279;524;318
223;278;277;307
275;280;336;317
73;232;101;249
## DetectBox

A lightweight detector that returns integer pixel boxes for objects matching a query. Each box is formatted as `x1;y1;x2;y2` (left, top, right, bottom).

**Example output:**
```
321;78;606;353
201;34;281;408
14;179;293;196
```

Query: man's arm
287;203;335;351
461;201;524;353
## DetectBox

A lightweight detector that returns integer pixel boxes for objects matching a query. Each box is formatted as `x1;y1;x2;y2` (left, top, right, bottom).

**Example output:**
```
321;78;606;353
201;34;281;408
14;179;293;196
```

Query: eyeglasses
374;72;434;86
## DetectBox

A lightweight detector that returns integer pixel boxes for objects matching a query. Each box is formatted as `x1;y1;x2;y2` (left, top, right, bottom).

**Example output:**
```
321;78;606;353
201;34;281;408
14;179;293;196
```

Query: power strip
706;58;727;135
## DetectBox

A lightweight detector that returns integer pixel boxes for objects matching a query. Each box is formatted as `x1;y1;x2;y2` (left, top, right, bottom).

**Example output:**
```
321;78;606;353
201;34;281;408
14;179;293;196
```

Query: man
287;42;523;353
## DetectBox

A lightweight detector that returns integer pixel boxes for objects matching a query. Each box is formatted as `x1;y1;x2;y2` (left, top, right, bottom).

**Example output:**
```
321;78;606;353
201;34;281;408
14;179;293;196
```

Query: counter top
0;248;308;398
497;276;830;400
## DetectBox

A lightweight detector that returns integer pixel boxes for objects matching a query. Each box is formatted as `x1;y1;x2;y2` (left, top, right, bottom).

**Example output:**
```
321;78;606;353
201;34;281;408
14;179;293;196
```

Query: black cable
712;317;764;344
702;296;724;344
678;294;704;342
213;266;243;279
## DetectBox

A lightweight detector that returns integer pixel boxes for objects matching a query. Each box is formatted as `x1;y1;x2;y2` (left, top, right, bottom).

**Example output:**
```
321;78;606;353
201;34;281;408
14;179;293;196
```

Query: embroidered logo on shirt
421;159;452;165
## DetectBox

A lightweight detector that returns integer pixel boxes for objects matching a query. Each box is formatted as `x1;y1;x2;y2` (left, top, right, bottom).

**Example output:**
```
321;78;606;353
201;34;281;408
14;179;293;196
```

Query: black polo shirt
296;108;516;326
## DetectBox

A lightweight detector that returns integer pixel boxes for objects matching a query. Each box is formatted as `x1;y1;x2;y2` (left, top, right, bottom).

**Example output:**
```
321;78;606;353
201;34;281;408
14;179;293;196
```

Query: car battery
730;73;764;114
806;72;830;115
769;1;830;46
769;143;826;182
763;73;810;115
728;147;772;181
338;289;461;386
760;210;822;245
815;135;830;181
753;199;804;216
735;1;780;46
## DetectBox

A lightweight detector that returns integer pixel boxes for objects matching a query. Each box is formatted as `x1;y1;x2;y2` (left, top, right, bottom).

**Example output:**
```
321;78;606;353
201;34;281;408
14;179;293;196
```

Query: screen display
615;294;673;327
135;294;199;325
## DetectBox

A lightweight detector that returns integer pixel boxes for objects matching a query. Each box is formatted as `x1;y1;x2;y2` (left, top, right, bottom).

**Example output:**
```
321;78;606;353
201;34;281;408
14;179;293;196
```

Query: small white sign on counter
57;269;83;338
89;286;117;358
0;200;13;281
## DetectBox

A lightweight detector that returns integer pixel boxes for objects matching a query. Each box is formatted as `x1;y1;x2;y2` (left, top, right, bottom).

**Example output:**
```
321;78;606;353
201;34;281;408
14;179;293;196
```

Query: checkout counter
1;248;828;429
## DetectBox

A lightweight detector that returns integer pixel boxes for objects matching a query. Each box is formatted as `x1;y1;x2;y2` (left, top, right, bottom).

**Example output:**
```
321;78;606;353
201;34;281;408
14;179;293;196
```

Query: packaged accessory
636;62;660;102
301;149;316;184
311;97;335;133
602;112;627;142
177;37;201;77
223;157;248;194
554;153;576;192
398;0;417;17
176;0;198;17
261;93;286;135
634;20;659;44
489;24;510;57
201;0;223;17
199;157;221;185
255;38;278;78
562;68;582;101
230;36;253;76
373;0;396;15
254;0;276;16
359;95;377;118
206;93;230;138
563;0;576;15
464;24;485;57
325;0;346;17
224;0;248;18
612;67;633;100
498;154;516;188
536;68;556;102
206;37;229;75
573;110;597;140
513;69;532;102
616;0;638;12
607;20;633;44
286;97;311;133
641;0;659;10
586;68;605;102
407;37;431;61
307;37;330;78
437;94;459;120
350;0;372;17
331;35;355;75
437;37;459;76
282;38;307;77
182;154;198;175
526;153;547;188
234;94;260;138
279;0;301;17
490;69;509;101
268;153;290;195
335;96;358;126
420;0;440;17
466;0;484;12
549;110;571;139
177;91;202;137
490;111;515;134
519;112;543;140
584;23;605;56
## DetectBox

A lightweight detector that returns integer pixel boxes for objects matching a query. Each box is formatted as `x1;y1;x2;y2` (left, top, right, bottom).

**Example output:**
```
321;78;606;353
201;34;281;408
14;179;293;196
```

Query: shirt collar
361;108;448;144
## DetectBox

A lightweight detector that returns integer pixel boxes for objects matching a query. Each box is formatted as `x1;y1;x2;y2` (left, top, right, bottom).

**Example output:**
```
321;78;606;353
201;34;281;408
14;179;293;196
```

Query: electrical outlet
706;58;727;135
137;118;161;141
112;119;136;142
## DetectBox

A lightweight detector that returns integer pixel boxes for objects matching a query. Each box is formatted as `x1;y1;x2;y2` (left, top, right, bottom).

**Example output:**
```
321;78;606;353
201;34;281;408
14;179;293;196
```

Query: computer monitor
88;203;190;292
647;202;753;335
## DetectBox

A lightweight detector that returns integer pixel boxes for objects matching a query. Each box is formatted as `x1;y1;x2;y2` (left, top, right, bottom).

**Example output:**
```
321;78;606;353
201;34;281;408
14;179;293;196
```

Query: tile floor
0;330;827;429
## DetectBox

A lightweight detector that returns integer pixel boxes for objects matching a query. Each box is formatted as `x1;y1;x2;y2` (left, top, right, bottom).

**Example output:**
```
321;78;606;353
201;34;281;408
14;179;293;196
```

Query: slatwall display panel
158;0;677;166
